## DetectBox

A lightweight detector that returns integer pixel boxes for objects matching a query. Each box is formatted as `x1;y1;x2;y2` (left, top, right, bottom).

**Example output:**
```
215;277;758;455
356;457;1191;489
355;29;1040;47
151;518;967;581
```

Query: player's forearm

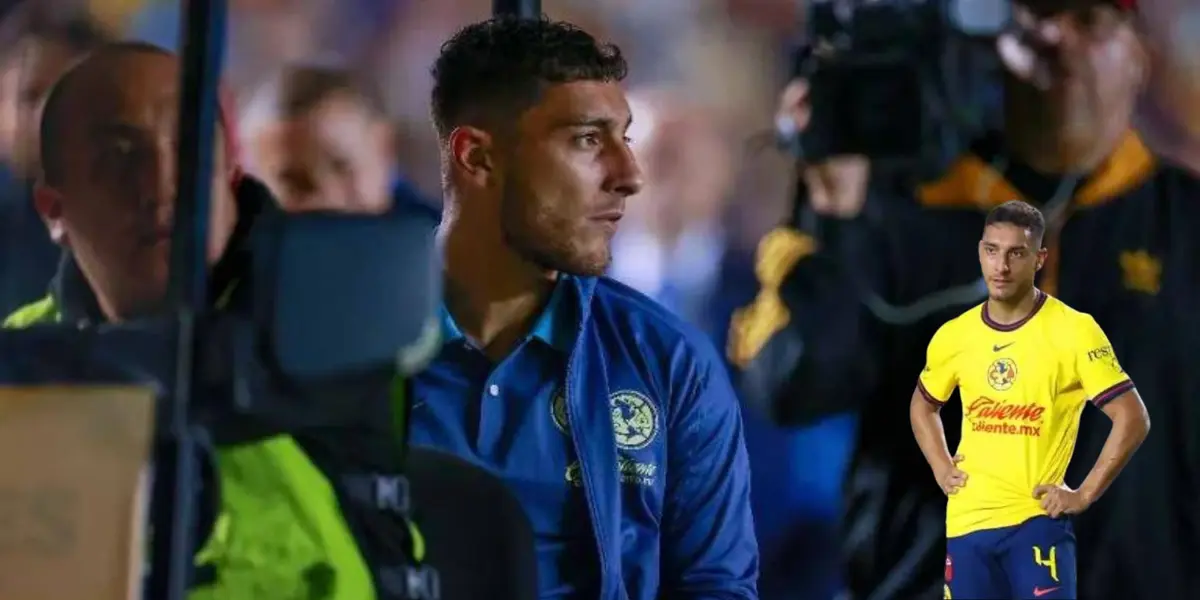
910;393;953;475
1078;402;1150;503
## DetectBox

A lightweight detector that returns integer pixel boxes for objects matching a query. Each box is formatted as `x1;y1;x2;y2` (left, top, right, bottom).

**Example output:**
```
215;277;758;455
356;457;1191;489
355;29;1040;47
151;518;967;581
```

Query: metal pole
493;0;540;17
148;0;227;598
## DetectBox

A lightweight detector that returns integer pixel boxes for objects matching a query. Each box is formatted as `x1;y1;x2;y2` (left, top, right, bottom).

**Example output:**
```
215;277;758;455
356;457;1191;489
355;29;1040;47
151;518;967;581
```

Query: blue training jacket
538;275;758;598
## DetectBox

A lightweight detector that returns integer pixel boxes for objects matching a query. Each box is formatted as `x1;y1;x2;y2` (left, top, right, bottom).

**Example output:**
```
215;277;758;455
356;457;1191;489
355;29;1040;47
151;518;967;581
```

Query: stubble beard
499;180;610;277
989;279;1035;306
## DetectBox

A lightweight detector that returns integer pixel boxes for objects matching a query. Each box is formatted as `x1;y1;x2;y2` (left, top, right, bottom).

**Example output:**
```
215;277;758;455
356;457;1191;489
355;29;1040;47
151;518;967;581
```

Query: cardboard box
0;386;154;600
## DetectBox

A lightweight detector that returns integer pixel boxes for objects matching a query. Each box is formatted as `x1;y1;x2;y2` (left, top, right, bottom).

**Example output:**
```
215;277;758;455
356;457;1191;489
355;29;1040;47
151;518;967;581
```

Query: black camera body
790;0;1012;172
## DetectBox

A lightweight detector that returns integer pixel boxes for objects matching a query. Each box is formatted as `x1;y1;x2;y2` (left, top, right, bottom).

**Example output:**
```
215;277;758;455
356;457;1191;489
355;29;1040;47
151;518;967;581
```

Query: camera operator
3;42;438;599
730;1;1200;598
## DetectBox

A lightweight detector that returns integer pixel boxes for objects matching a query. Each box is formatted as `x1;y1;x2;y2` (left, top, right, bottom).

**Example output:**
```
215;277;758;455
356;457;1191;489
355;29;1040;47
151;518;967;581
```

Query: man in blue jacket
412;16;759;599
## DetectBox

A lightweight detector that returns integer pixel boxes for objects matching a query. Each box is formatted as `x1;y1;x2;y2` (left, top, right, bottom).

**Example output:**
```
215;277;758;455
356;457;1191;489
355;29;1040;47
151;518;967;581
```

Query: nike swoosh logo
1033;586;1060;597
993;342;1015;352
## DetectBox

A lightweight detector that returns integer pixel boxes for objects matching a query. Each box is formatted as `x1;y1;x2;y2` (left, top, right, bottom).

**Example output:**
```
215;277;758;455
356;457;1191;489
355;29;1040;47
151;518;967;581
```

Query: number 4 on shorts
1033;546;1059;582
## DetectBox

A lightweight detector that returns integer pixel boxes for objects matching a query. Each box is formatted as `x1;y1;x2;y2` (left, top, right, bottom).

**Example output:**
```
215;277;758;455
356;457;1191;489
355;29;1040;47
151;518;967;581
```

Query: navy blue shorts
945;516;1076;599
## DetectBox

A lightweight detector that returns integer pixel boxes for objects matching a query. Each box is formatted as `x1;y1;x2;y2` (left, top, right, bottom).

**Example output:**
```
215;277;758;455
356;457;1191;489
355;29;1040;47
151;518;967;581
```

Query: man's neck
1003;127;1116;176
439;211;557;361
987;287;1041;326
93;291;160;324
1136;96;1200;176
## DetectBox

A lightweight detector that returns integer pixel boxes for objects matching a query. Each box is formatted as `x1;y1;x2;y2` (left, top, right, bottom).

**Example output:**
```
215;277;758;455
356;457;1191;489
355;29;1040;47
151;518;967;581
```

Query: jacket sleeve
726;213;887;425
660;340;759;599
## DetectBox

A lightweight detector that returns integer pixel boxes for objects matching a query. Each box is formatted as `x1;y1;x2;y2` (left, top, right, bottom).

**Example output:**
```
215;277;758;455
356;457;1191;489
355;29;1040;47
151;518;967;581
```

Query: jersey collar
439;274;581;353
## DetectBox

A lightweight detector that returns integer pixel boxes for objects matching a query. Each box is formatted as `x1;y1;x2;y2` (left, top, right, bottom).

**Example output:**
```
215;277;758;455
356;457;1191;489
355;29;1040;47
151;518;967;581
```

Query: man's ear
1037;247;1049;271
447;126;495;185
1127;15;1152;93
32;181;68;247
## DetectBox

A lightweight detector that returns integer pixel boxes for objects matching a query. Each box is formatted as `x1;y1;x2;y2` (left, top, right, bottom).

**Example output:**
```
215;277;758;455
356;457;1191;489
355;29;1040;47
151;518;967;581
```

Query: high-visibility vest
5;295;427;600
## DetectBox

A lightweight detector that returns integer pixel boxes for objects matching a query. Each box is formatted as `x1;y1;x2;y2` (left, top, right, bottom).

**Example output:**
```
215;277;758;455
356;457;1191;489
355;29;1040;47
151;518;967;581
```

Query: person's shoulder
589;276;724;368
931;303;985;347
1038;294;1098;332
1128;155;1200;205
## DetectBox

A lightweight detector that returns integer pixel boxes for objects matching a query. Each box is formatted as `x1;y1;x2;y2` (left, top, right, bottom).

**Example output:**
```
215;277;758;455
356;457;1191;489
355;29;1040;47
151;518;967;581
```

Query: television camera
784;0;1015;174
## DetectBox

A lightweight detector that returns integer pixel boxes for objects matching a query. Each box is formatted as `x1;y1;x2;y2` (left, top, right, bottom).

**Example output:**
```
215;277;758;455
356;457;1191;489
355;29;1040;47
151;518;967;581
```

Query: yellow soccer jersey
917;291;1133;537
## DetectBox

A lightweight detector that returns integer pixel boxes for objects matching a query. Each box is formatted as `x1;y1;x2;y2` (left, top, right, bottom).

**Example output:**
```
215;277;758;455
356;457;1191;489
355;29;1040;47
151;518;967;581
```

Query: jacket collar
438;274;595;354
917;130;1156;209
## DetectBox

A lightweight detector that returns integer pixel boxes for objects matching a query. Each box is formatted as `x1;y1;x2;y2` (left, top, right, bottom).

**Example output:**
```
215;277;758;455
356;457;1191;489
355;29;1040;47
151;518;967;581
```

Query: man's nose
148;145;177;208
608;142;644;197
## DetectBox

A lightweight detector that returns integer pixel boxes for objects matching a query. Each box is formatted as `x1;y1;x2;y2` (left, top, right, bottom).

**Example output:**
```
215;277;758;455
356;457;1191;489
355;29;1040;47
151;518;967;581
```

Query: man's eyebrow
90;122;146;139
555;115;633;131
982;241;1031;250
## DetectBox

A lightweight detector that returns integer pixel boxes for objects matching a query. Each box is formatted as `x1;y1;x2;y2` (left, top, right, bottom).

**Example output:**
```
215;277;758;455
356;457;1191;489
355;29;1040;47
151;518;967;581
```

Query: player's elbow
909;389;939;432
1131;400;1151;442
1108;391;1151;443
1127;411;1151;449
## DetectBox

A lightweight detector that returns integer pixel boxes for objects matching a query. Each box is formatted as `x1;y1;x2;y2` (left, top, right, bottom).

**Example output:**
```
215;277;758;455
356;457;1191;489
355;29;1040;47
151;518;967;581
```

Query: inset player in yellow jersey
910;200;1151;600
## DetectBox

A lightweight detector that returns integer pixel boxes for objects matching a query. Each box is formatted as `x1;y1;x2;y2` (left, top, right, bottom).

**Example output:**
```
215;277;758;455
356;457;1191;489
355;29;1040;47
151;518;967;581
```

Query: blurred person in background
240;64;433;215
1135;0;1200;173
0;15;108;315
613;88;735;337
730;0;1200;598
416;16;758;599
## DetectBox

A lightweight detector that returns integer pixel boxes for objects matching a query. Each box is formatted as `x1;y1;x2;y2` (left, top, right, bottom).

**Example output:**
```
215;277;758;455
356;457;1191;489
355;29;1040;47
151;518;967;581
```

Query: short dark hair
258;64;386;120
38;41;171;186
429;16;627;139
985;200;1046;245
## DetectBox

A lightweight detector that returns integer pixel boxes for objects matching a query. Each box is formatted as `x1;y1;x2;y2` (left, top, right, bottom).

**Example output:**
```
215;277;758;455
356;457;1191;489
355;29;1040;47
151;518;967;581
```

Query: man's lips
592;209;624;223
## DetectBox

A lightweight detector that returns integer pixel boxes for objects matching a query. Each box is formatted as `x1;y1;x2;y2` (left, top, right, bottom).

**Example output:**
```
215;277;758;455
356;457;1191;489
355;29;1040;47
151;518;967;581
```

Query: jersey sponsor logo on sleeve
1086;345;1124;373
986;358;1018;391
965;397;1044;436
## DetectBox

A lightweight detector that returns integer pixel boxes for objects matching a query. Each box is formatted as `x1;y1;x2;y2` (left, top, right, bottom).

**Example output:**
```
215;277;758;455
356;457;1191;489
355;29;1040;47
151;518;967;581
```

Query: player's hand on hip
1033;483;1091;518
936;454;968;496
